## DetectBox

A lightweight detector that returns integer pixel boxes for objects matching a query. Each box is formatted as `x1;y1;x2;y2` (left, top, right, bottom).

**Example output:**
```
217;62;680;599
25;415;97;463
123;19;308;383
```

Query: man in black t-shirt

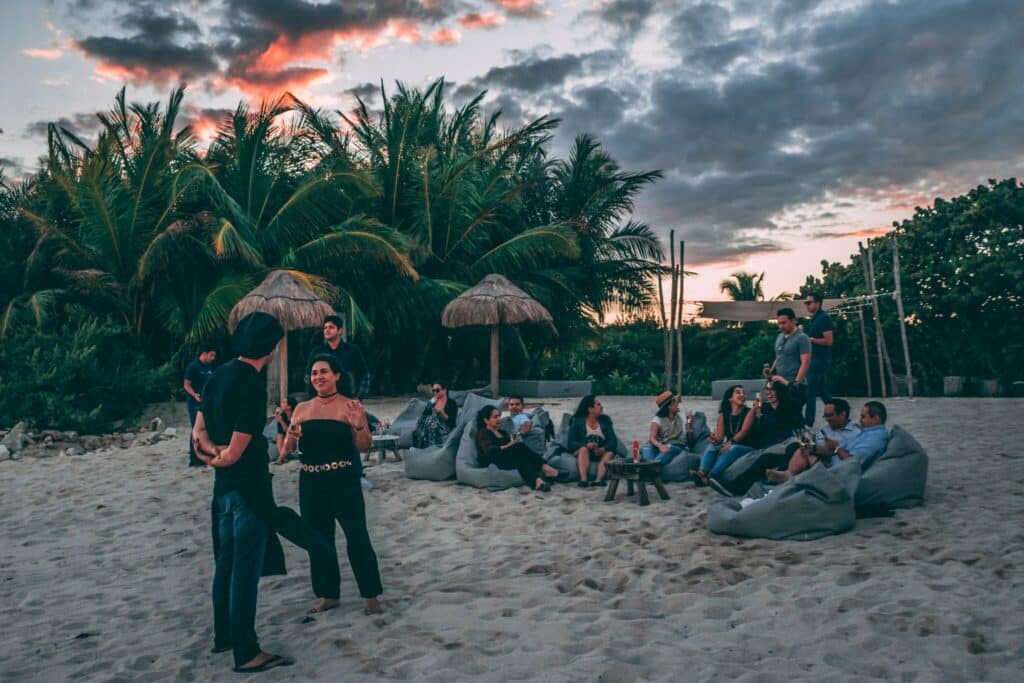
183;345;216;467
803;291;835;426
191;312;295;674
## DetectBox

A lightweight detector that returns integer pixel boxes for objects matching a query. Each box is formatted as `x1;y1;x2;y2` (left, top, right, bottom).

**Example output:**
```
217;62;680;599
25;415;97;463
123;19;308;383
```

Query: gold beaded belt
301;460;353;473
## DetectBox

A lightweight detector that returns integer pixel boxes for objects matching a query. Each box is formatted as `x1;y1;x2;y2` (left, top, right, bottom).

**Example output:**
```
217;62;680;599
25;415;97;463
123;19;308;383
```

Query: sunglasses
803;301;815;305
432;387;443;393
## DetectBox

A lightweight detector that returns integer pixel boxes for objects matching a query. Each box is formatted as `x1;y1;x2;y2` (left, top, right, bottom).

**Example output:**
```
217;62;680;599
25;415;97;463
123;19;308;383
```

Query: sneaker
708;477;735;497
594;479;608;488
577;480;590;488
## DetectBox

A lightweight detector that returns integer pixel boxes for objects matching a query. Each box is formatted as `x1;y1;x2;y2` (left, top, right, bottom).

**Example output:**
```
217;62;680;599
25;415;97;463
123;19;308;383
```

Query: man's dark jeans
804;360;832;426
187;401;201;466
212;490;268;667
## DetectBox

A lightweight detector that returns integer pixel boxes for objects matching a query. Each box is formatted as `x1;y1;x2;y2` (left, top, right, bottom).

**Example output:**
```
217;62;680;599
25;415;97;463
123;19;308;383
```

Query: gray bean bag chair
458;392;506;427
404;423;466;481
855;425;928;510
386;398;428;449
716;436;799;491
706;459;861;541
454;422;534;490
543;413;628;483
659;411;711;483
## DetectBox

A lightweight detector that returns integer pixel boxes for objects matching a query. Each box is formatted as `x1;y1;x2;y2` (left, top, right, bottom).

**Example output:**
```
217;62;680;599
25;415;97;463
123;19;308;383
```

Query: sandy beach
2;396;1023;681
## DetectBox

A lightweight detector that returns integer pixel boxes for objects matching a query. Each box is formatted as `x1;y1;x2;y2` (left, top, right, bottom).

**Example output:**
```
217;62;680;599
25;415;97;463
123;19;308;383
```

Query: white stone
1;422;27;453
0;445;10;461
163;427;178;437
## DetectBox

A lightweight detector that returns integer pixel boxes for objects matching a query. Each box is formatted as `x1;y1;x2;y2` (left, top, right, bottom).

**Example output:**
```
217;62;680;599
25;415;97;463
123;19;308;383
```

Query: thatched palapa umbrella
442;274;554;398
229;270;336;403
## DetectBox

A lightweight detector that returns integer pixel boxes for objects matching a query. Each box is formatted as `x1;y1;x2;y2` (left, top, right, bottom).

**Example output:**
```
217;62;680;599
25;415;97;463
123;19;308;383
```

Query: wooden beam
866;244;899;394
859;242;887;398
892;232;915;397
857;307;874;397
675;241;685;395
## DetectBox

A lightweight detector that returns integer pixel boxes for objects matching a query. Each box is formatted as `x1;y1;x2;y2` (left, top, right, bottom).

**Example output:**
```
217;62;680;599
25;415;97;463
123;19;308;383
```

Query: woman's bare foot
541;464;558;478
364;598;382;615
765;469;791;484
308;598;340;614
234;651;295;673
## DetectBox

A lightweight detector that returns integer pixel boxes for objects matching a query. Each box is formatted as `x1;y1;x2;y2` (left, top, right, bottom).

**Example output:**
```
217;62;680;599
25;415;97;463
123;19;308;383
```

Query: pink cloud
430;28;462;45
458;12;505;29
24;47;64;60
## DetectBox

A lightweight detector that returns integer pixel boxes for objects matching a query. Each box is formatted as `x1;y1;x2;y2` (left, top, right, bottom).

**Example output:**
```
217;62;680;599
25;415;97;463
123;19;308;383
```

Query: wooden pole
866;245;899;394
278;333;289;404
859;242;887;398
657;232;671;390
857;307;874;397
675;241;685;395
489;325;500;398
892;232;915;397
668;230;678;391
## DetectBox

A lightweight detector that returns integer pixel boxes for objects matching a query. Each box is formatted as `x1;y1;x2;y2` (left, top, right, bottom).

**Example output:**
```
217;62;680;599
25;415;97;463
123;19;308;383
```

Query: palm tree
720;271;766;301
16;87;208;341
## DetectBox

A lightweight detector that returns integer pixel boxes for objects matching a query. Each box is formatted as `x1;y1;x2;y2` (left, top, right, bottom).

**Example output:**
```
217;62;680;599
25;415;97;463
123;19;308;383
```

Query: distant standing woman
281;354;383;615
412;382;458;448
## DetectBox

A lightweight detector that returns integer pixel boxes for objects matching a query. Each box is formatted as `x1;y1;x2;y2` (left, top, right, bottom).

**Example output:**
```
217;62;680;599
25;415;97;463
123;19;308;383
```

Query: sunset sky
2;0;1022;303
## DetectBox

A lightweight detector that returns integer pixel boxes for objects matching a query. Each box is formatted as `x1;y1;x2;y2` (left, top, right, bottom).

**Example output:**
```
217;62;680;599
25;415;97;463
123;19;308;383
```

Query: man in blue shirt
803;291;835;426
184;345;217;467
766;400;889;483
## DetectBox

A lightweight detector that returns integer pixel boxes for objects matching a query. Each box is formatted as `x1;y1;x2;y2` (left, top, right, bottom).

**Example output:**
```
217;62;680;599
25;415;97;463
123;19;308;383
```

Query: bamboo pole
675;241;685;395
857;307;874;397
279;333;289;404
658;230;672;389
668;230;678;392
866;245;899;394
891;232;915;397
859;242;887;398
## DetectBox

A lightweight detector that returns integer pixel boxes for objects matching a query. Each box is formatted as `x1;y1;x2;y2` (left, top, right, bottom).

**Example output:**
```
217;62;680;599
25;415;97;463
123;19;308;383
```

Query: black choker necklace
315;391;339;399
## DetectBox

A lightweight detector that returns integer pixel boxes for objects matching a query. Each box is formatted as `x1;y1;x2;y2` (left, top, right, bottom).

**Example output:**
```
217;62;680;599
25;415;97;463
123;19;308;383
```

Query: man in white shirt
506;396;532;436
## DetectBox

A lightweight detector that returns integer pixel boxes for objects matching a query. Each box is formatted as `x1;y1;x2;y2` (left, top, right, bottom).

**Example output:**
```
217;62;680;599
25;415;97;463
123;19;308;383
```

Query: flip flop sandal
233;654;295;674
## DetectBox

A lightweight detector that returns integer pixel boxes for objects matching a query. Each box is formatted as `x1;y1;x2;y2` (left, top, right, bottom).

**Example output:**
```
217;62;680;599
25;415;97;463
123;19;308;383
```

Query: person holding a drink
642;391;698;465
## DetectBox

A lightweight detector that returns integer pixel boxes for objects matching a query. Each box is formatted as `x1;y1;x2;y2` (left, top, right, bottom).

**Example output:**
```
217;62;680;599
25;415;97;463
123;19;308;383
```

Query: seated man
506;396;532;437
767;400;889;484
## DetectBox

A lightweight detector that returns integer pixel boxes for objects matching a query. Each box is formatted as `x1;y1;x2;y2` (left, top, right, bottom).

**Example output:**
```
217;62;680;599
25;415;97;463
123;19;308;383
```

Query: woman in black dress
282;354;383;615
475;405;559;491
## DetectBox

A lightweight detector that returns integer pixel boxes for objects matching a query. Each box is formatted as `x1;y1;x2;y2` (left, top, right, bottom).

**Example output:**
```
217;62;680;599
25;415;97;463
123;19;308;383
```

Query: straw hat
656;391;676;408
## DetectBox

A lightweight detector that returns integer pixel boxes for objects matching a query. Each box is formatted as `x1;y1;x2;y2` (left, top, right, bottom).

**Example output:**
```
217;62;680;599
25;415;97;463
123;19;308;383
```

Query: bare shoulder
292;400;314;420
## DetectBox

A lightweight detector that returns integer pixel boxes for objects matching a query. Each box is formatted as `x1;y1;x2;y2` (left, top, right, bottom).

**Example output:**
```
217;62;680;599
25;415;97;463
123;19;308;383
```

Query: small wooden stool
368;434;402;464
604;460;670;506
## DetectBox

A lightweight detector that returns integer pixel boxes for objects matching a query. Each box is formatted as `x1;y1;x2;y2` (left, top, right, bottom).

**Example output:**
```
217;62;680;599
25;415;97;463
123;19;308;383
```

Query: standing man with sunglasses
803;292;834;426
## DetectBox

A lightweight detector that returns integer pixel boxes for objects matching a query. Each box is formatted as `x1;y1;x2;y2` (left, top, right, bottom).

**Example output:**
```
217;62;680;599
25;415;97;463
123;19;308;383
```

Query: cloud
429;28;462;45
23;47;65;60
586;0;656;38
24;112;102;139
458;12;504;30
810;226;893;240
493;0;547;18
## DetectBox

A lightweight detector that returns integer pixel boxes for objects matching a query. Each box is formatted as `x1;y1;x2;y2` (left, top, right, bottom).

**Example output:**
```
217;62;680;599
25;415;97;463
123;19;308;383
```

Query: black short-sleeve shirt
805;310;834;362
199;359;269;495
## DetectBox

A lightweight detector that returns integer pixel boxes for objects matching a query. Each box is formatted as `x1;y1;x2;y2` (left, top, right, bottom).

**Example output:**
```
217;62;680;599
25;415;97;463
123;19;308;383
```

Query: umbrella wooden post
489;325;500;398
278;333;289;405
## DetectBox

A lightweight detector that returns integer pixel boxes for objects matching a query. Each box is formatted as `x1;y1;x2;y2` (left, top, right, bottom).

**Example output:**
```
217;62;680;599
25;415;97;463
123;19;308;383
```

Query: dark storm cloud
574;0;1024;264
23;112;102;139
345;82;383;103
587;0;658;38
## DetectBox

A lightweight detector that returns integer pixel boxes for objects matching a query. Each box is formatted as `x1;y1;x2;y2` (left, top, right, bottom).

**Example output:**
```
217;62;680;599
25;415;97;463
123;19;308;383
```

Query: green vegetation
2;83;1021;430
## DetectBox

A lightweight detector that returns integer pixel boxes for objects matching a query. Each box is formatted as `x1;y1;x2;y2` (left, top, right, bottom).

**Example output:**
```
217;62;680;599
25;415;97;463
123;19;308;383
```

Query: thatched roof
442;274;553;328
228;270;336;332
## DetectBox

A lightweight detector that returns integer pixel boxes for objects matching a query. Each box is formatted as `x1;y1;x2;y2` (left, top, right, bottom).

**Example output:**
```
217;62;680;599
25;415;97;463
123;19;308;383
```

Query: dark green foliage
0;308;174;432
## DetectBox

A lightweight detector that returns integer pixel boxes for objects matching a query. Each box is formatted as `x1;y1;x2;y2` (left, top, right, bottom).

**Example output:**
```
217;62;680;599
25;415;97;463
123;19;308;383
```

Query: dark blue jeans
212;490;269;667
804;360;832;426
187;401;201;466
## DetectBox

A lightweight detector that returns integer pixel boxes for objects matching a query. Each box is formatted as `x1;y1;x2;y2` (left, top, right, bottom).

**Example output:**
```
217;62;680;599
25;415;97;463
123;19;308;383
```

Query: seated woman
568;395;620;488
274;395;299;462
692;385;754;486
642;392;695;464
475;406;559;492
281;355;383;616
412;382;458;448
750;375;804;449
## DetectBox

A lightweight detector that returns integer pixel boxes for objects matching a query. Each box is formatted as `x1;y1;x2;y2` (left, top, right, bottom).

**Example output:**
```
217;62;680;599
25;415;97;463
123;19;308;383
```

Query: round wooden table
604;460;670;506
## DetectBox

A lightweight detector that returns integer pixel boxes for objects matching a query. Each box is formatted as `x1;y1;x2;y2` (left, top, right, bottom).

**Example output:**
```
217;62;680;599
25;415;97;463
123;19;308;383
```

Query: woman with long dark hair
281;354;383;615
475;405;559;491
568;395;620;487
692;385;754;486
412;382;458;448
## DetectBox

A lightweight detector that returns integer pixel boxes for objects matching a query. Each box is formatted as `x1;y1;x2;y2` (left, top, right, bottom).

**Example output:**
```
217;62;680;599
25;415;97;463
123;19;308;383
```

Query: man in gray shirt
771;307;811;386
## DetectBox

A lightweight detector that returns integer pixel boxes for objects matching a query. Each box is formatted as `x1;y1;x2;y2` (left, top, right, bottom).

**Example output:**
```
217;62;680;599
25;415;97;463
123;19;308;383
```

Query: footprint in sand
835;568;871;586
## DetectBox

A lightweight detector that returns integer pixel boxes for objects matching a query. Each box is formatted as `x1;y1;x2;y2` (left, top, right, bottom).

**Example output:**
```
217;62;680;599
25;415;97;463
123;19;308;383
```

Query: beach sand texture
1;396;1022;682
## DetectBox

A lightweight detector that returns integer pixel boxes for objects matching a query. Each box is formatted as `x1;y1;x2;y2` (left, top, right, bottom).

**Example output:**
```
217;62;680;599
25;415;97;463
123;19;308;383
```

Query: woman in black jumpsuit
283;354;383;615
